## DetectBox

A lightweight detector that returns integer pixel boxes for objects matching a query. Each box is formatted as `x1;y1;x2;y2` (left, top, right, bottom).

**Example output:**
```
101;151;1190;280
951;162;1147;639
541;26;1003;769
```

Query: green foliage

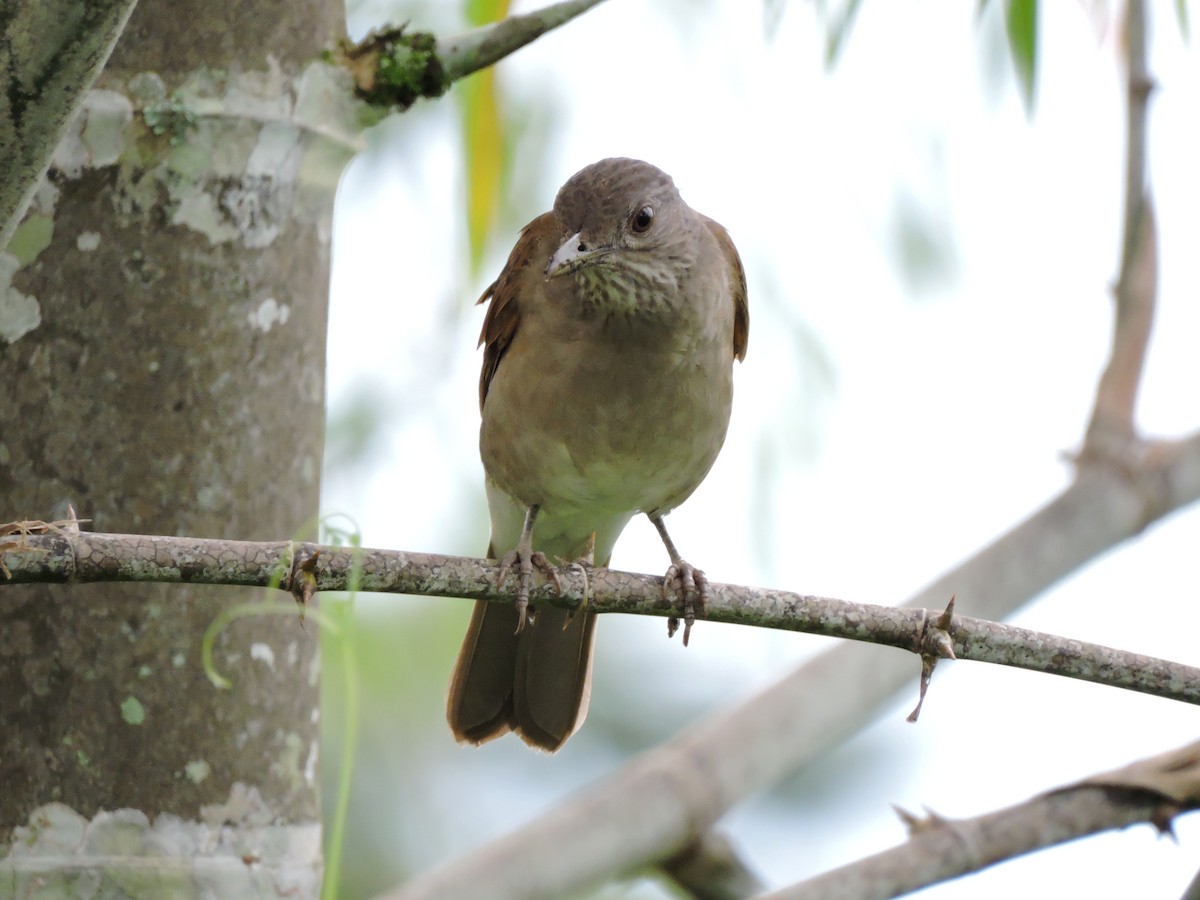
458;73;504;277
890;187;958;295
976;0;1039;114
819;0;865;67
320;598;359;900
458;0;510;276
195;519;365;900
1001;0;1038;115
466;0;508;24
817;1;1043;114
324;384;389;478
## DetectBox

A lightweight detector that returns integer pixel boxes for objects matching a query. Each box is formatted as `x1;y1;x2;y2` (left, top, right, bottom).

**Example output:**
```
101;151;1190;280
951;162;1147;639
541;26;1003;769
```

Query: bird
446;157;749;752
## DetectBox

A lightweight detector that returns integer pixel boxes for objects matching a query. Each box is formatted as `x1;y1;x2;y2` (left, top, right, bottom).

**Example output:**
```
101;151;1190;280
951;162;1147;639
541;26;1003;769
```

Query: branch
0;0;137;248
659;830;766;899
1083;0;1156;458
765;739;1200;899
438;0;608;82
4;516;1200;709
332;0;607;112
1183;864;1200;900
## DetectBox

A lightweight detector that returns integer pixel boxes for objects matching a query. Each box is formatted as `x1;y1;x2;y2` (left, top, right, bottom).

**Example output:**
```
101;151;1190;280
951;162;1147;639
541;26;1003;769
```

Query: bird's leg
495;504;561;633
649;513;708;647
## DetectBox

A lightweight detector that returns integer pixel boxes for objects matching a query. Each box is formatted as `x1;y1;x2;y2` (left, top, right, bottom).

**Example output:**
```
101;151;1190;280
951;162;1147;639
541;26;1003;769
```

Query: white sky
327;1;1200;896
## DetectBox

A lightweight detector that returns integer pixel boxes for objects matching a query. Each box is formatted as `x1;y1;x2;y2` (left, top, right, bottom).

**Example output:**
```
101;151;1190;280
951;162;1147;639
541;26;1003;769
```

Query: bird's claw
497;548;562;633
663;561;708;647
558;557;595;629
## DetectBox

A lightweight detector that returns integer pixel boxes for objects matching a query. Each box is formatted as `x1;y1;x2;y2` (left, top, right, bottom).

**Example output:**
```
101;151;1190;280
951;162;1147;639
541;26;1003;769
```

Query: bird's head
545;158;699;313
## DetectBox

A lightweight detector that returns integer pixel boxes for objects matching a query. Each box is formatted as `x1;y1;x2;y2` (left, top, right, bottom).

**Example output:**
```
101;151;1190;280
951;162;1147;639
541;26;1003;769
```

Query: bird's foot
662;560;708;647
557;532;597;628
497;547;562;633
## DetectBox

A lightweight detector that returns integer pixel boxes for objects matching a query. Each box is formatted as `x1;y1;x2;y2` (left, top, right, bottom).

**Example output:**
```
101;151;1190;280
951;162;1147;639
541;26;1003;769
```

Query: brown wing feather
477;212;564;410
703;216;750;362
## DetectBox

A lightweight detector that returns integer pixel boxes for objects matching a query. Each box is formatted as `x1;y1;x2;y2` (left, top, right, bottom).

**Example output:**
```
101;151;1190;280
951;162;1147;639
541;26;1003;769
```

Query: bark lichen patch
247;297;290;333
39;63;359;250
0;254;41;344
52;89;135;177
120;696;146;726
5;214;53;267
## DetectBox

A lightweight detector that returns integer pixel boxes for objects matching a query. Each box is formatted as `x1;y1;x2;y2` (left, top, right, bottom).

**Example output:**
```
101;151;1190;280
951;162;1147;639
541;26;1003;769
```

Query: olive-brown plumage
447;158;748;751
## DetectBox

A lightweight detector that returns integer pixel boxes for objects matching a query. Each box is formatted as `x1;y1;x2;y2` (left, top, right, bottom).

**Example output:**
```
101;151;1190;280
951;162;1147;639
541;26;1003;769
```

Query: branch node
892;803;949;836
287;546;320;614
659;829;765;897
0;516;91;579
935;593;957;639
908;596;958;722
557;559;592;628
330;25;448;112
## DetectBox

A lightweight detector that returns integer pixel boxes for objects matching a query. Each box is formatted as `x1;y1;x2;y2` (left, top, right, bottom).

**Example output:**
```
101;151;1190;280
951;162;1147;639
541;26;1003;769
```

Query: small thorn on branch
908;595;957;723
288;548;320;616
558;556;593;629
893;803;949;836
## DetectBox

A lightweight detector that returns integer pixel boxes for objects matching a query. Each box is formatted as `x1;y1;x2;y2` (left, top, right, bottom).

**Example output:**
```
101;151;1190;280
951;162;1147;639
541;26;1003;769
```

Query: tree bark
0;0;346;895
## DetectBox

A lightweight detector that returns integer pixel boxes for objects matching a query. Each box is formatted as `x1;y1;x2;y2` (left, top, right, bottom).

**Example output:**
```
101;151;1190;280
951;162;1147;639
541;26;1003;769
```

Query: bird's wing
703;216;750;361
477;212;563;410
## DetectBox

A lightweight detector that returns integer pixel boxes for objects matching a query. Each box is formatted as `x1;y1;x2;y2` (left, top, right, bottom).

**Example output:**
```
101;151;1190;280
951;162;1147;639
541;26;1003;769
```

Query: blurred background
319;1;1200;897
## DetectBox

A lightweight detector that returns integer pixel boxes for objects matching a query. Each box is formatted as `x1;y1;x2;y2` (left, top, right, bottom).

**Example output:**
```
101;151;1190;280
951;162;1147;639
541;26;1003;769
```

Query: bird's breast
480;311;735;529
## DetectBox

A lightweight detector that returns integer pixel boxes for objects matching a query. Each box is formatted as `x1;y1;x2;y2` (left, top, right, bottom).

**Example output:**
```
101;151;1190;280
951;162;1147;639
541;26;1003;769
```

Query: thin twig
438;0;609;82
1082;0;1156;458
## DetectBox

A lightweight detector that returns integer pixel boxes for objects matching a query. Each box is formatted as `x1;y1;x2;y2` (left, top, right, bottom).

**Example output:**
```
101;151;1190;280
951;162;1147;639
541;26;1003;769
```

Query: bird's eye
631;206;654;234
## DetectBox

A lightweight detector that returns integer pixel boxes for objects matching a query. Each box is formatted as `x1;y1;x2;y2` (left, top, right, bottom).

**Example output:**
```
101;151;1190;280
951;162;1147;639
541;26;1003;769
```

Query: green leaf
822;0;865;68
466;0;508;27
458;72;504;277
1176;0;1190;41
459;0;510;276
1004;0;1038;115
890;188;959;296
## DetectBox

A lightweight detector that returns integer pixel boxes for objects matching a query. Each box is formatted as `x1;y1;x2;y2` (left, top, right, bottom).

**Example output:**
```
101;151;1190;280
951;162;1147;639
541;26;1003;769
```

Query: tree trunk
0;0;346;895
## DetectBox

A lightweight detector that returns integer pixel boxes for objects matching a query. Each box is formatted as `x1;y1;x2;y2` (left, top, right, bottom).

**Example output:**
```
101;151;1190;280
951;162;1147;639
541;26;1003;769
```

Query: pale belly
480;333;734;562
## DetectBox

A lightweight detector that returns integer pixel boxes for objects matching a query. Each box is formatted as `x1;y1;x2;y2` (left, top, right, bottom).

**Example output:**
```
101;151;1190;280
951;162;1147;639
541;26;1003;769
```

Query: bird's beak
545;232;609;278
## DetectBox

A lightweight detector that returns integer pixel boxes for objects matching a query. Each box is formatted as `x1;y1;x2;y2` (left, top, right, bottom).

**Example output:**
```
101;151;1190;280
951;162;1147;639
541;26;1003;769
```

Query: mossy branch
329;0;607;114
